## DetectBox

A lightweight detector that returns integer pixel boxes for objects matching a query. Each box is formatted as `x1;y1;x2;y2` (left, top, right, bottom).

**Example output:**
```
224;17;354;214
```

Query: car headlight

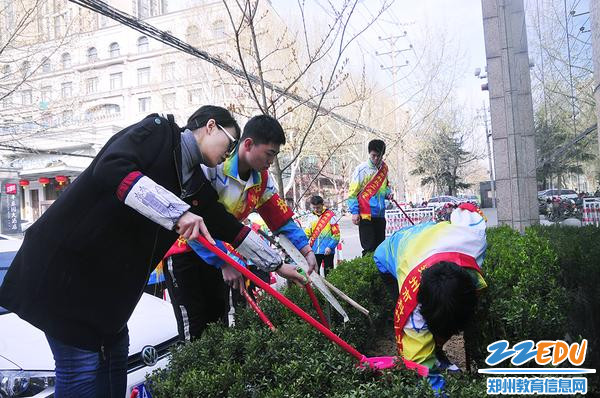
0;370;55;397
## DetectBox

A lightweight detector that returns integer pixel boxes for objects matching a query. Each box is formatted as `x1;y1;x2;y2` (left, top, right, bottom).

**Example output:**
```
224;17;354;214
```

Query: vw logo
141;345;158;366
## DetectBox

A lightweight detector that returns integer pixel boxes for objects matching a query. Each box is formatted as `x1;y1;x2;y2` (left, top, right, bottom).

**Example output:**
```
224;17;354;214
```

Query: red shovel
391;198;415;225
189;237;428;375
241;287;276;331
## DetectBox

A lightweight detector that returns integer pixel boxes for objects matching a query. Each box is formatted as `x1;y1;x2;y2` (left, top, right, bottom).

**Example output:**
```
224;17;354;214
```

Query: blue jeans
46;333;129;398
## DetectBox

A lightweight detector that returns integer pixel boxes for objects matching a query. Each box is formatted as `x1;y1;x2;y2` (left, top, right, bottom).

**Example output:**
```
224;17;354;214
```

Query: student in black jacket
0;105;303;398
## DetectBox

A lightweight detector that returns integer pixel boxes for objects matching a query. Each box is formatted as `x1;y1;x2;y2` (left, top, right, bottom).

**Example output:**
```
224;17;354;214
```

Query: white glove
236;230;282;272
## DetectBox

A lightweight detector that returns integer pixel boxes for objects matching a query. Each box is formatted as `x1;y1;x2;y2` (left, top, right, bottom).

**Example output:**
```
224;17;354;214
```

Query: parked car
0;238;179;398
538;189;578;200
456;195;479;207
427;196;459;209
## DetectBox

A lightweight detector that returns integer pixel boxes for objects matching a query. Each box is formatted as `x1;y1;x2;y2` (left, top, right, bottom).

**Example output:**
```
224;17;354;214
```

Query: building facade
0;0;248;228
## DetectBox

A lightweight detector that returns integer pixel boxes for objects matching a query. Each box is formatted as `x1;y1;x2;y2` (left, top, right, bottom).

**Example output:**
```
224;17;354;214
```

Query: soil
369;327;467;370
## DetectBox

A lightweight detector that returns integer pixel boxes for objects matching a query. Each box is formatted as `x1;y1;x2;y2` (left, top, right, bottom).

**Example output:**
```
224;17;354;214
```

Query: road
336;215;362;262
334;208;500;264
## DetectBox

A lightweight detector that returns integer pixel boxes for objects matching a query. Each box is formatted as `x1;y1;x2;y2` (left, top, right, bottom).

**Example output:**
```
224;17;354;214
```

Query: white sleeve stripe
123;175;190;230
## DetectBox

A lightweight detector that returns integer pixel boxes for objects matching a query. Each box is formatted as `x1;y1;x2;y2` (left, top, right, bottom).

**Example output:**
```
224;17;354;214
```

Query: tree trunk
272;156;285;196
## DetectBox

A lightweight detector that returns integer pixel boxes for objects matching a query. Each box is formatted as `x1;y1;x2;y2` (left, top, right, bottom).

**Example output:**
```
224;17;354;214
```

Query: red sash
358;162;388;220
238;169;269;221
308;209;335;247
163;170;269;259
223;242;244;261
393;252;482;355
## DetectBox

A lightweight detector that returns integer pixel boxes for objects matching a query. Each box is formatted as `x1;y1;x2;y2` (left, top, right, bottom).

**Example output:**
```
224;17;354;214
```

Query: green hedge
464;226;569;366
148;225;598;397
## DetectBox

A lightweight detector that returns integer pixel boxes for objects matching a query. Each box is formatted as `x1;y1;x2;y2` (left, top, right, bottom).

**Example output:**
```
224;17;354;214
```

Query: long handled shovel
297;267;329;328
241;287;276;331
188;237;428;375
277;236;350;322
391;198;415;225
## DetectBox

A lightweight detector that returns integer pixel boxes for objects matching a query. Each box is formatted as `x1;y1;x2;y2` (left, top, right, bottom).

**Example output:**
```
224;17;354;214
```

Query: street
335;208;500;264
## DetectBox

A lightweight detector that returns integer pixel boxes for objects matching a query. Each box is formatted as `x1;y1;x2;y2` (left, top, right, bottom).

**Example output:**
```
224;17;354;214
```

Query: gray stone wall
481;0;538;231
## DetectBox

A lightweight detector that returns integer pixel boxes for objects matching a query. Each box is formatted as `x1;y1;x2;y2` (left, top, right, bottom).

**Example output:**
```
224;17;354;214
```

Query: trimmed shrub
465;226;569;366
149;224;599;397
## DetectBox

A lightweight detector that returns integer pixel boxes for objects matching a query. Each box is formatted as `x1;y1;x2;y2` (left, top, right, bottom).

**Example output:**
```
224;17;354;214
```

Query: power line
68;0;389;137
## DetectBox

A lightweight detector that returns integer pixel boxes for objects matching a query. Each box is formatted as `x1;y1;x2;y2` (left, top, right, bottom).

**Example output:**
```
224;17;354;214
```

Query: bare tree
0;0;81;156
527;0;598;189
221;0;392;198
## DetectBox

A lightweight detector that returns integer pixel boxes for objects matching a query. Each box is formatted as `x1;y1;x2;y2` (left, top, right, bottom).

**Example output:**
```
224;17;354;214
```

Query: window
62;110;73;124
21;61;30;77
186;25;199;44
137;0;151;18
21;90;32;105
161;62;175;81
188;89;202;105
109;72;122;90
85;104;121;121
186;59;199;77
85;77;98;94
137;67;150;85
1;65;9;77
136;0;162;18
109;42;120;58
87;47;98;62
137;36;149;53
212;84;224;101
61;82;72;98
138;96;151;112
212;20;225;39
61;52;71;69
162;93;175;110
53;14;64;37
41;57;51;73
41;86;52;103
1;96;12;109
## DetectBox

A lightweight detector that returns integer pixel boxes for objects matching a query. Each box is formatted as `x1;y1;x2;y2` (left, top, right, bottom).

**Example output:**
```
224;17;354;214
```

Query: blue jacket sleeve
275;219;309;250
187;240;227;268
373;238;396;276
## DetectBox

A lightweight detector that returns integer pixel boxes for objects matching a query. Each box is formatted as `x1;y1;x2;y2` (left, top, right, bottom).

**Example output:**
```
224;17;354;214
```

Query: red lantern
38;177;50;186
19;179;30;187
55;175;68;185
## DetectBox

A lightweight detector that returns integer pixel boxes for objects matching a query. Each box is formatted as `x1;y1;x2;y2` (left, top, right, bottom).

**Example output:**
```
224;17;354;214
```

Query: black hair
186;105;241;138
417;261;477;341
310;195;324;206
241;114;286;146
368;139;386;155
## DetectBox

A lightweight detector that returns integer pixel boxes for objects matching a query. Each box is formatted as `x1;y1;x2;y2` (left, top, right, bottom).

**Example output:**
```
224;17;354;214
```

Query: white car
0;238;179;398
426;196;460;209
538;189;578;200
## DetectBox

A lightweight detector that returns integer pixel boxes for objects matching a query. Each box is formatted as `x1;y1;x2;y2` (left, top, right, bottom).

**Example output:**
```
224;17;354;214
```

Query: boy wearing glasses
164;114;317;341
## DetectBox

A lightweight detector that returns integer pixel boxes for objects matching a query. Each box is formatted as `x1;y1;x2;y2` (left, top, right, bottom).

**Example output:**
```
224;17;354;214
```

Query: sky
270;0;490;117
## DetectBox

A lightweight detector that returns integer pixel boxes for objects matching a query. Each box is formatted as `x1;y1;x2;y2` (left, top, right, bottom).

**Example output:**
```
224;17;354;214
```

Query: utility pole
482;101;497;208
475;67;497;209
375;33;411;200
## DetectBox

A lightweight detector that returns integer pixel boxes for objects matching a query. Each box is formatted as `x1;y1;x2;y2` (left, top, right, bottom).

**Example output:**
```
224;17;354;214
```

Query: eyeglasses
216;124;238;153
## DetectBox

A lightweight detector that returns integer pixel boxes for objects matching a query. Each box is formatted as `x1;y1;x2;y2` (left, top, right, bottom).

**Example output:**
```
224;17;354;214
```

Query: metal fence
582;198;600;227
385;207;436;236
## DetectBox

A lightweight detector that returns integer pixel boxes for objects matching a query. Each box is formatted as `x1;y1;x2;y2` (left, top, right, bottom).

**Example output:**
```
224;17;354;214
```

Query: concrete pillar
481;0;538;231
590;1;600;157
